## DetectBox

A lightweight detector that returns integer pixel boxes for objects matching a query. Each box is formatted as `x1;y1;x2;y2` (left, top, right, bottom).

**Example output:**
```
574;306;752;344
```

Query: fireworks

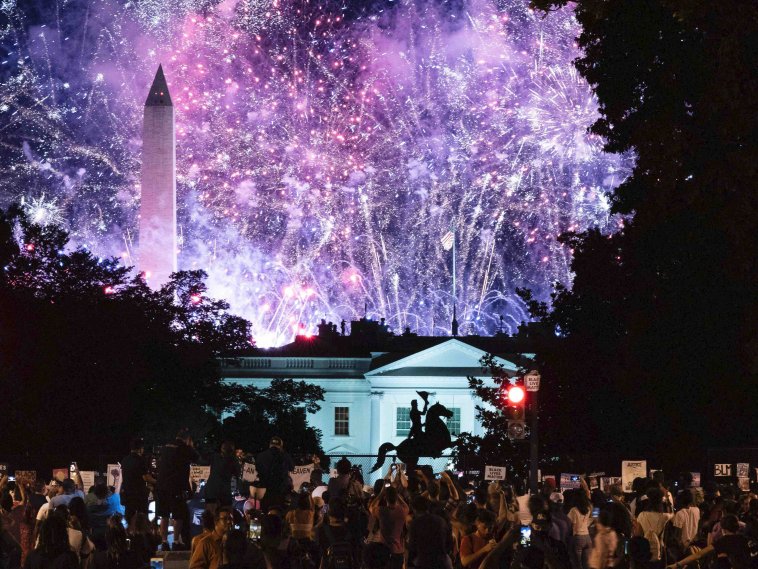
0;0;630;346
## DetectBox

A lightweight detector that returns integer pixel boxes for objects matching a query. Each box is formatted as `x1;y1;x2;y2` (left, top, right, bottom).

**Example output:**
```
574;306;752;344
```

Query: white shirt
568;508;592;536
673;506;700;547
36;502;50;521
516;494;532;525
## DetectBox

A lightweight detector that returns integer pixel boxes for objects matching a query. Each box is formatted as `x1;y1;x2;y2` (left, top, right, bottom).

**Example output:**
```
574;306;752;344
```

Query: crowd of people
1;434;757;569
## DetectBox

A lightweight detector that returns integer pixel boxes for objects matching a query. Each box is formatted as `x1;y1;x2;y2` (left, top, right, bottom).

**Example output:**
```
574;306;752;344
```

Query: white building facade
221;336;529;461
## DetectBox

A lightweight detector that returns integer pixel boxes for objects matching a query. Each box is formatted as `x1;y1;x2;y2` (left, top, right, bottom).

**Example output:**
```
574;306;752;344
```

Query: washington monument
139;64;176;287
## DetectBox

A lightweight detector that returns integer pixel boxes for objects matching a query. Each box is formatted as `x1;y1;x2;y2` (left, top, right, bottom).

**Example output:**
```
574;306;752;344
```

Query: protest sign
242;463;257;483
714;464;732;477
621;460;646;492
107;464;122;492
15;470;36;484
291;464;314;490
80;471;96;492
690;472;701;487
560;473;581;490
600;477;622;491
484;466;506;481
736;463;749;478
52;468;69;482
190;465;211;486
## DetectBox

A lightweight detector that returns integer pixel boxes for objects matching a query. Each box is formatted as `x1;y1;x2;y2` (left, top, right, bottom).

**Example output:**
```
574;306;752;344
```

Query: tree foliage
0;208;324;460
512;0;758;469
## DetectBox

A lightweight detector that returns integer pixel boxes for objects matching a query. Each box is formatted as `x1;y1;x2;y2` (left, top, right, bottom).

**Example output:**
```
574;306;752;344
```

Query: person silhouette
408;392;430;440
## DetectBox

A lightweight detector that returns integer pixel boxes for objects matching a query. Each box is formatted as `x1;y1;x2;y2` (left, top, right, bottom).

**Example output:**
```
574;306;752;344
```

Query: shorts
155;492;189;520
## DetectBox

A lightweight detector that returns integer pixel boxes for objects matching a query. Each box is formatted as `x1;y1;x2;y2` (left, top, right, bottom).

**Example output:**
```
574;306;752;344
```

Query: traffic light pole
529;387;539;494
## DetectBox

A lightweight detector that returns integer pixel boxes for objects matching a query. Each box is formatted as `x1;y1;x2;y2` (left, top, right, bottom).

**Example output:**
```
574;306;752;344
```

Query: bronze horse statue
371;401;454;472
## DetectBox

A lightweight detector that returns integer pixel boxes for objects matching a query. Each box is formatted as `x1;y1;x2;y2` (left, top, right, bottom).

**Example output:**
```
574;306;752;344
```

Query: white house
221;318;534;470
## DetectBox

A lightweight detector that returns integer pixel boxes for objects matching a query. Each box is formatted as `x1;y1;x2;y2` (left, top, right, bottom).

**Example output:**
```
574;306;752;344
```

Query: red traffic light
507;385;525;404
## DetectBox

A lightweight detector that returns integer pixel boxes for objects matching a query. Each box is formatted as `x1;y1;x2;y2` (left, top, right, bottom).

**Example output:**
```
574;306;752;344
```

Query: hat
269;436;283;448
549;492;564;503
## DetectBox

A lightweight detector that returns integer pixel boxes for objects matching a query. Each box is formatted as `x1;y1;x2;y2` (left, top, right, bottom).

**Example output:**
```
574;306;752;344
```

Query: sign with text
560;473;581;490
242;463;257;483
190;466;211;485
15;471;36;484
736;463;750;478
621;460;647;492
484;466;506;481
690;473;701;487
714;464;732;477
291;464;314;490
80;471;96;492
524;371;541;392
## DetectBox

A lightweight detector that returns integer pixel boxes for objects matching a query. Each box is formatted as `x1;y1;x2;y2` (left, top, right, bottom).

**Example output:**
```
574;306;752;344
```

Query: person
23;515;78;569
588;508;618;569
369;485;409;569
547;493;571;547
253;437;293;513
408;393;430;440
666;515;750;569
127;512;159;567
91;516;139;569
407;495;451;569
672;490;700;551
51;505;94;563
315;498;358;569
119;437;156;524
461;509;499;569
48;481;84;512
510;504;571;569
1;513;22;569
634;488;673;566
156;428;199;551
189;507;233;569
326;459;362;505
218;529;265;569
285;492;316;540
33;482;62;545
205;441;239;515
191;511;216;555
567;484;593;569
87;483;122;551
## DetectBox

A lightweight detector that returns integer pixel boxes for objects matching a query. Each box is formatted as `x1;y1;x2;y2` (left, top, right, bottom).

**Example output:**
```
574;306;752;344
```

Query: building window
396;408;411;437
335;407;350;436
446;407;461;436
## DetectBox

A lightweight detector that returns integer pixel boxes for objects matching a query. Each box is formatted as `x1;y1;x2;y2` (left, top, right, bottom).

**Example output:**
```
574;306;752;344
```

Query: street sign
525;371;541;392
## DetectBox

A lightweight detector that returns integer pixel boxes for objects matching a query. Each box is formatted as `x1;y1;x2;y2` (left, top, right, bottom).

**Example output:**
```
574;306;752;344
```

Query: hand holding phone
519;525;532;547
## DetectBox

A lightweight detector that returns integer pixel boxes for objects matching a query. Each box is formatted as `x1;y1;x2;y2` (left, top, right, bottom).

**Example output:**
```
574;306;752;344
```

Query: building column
369;391;384;457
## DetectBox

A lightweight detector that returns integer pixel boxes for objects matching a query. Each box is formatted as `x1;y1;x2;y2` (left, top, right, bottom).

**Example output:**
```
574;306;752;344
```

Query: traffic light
501;383;527;439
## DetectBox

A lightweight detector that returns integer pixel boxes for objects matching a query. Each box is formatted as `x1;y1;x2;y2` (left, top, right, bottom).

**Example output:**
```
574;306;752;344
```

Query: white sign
736;463;750;478
714;464;732;477
242;463;257;483
560;473;581;490
79;471;96;492
484;466;506;481
107;464;122;493
190;465;211;485
621;460;647;492
291;464;314;491
524;371;541;392
690;472;701;487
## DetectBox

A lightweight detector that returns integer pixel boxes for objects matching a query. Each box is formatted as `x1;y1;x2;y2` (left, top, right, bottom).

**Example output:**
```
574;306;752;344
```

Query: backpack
322;525;355;569
638;513;668;562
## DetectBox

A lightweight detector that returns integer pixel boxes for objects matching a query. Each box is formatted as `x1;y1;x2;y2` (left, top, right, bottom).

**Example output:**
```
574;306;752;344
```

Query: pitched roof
145;64;172;107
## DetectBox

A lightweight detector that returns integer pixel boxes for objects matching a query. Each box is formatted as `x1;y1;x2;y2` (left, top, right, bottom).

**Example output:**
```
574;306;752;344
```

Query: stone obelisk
139;64;176;288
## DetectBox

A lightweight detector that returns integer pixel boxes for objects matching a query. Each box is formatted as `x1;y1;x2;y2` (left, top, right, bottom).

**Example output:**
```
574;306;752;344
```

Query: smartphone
248;520;262;542
434;473;441;480
70;462;77;473
8;476;15;482
385;482;391;488
592;507;600;518
150;558;164;569
519;525;532;547
466;494;475;504
570;475;580;482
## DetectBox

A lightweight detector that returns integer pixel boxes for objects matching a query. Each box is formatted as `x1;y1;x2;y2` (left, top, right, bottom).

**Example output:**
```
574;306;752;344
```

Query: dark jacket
157;439;199;495
254;448;293;491
408;512;450;569
204;453;239;504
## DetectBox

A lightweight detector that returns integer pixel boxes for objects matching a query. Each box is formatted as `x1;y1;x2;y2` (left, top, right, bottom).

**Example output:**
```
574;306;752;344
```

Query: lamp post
524;370;541;493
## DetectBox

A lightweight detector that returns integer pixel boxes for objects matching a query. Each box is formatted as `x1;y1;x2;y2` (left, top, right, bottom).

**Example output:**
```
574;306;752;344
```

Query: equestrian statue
371;391;454;472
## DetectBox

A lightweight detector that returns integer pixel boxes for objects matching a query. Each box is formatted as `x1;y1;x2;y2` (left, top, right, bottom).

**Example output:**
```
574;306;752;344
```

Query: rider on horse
408;391;430;440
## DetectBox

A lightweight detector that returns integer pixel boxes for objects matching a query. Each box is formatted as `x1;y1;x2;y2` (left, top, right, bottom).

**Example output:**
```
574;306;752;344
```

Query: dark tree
515;0;758;469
